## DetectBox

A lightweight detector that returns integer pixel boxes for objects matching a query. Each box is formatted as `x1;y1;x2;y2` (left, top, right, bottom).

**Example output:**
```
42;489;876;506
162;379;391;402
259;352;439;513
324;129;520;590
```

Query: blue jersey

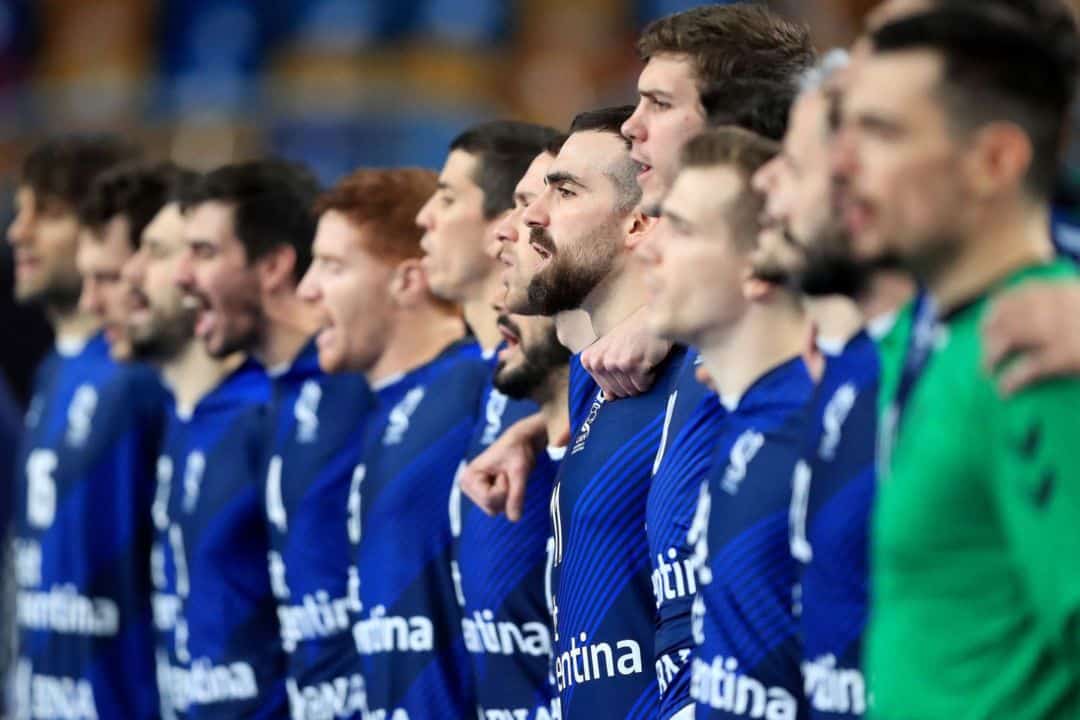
350;338;489;719
794;333;878;719
12;333;165;720
151;360;286;718
688;356;814;720
451;364;562;720
262;339;374;718
648;350;726;718
550;346;689;720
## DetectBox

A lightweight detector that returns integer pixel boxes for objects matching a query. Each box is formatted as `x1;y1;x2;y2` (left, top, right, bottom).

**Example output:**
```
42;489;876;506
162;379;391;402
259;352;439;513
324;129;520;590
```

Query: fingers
505;469;528;523
982;291;1043;372
459;463;507;516
997;350;1070;396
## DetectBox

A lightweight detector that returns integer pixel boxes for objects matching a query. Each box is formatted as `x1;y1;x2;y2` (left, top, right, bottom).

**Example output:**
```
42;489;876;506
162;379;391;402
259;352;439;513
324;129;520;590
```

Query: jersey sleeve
992;375;1080;656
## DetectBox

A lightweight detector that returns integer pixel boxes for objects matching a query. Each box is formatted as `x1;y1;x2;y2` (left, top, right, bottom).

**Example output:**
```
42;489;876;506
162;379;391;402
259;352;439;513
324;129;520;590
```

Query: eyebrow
546;170;586;189
436;180;454;191
639;88;673;102
514;190;535;205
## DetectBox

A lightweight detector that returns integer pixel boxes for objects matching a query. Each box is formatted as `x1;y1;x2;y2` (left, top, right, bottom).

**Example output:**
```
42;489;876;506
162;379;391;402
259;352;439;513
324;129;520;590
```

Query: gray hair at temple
799;48;851;94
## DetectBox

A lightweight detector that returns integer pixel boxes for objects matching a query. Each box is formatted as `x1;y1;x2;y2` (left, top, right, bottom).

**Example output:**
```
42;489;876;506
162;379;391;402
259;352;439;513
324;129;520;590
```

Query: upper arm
993;378;1080;650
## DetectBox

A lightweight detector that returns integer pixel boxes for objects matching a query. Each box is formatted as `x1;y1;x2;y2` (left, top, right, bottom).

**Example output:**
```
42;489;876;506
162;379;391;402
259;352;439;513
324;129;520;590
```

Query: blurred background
0;0;1078;405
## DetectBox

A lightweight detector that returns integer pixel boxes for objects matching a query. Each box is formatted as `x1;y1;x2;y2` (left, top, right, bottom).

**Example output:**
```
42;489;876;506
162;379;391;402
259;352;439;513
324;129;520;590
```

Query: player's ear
966;122;1032;199
256;244;298;295
742;264;776;303
388;257;428;308
622;209;658;252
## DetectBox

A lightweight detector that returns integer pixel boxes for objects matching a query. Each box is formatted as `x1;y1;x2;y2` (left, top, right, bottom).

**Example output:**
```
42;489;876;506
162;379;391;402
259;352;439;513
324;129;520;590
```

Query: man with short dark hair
835;6;1080;715
77;162;181;360
6;135;166;720
496;105;689;719
417;120;570;718
150;160;327;717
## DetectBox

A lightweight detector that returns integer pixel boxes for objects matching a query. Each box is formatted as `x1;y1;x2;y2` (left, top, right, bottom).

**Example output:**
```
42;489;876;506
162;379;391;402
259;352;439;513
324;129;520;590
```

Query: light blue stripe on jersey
799;331;879;719
152;359;286;719
690;356;815;720
550;346;688;719
263;338;373;718
649;350;726;718
12;333;164;720
351;338;489;719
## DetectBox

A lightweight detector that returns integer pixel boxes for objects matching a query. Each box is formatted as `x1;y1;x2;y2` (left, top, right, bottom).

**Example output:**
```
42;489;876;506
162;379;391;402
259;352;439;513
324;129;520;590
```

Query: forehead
552;131;626;183
786;91;828;151
865;0;932;31
143;204;186;249
848;50;942;113
76;227;128;266
639;52;698;93
668;165;744;221
184;201;235;240
518;152;553;194
440;149;480;186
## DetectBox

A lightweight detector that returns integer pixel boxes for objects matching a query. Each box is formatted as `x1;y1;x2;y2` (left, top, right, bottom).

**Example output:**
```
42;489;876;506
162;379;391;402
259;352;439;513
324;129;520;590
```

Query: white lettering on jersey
181;451;206;513
383;387;426;446
789;461;813;564
553;632;644;693
14;539;42;587
803;654;866;716
65;385;97;448
461;610;551;657
651;547;697;609
571;389;606;455
153;456;173;531
16;586;119;636
819;383;856;461
14;661;99;720
480;390;509;447
295;380;322;444
285;674;366;719
277;587;356;652
352;605;433;654
722;431;764;495
25;449;58;529
687;480;712;645
691;655;798;718
266;456;287;533
157;655;258;711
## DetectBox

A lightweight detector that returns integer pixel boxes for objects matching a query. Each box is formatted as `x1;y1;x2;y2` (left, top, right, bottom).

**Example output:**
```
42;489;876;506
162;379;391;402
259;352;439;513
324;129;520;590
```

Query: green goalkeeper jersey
871;261;1080;719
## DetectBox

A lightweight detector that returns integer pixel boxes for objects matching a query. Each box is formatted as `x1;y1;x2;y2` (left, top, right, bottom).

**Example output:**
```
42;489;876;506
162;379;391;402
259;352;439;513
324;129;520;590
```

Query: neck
698;297;808;407
161;340;245;417
51;307;100;347
806;295;864;348
926;201;1053;314
258;291;322;370
366;310;465;387
554;309;597;354
464;298;502;354
857;269;915;323
581;260;647;338
535;368;571;448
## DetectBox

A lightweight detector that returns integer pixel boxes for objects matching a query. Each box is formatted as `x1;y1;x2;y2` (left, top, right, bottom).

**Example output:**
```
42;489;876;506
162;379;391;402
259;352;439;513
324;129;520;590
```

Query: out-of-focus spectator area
0;0;906;187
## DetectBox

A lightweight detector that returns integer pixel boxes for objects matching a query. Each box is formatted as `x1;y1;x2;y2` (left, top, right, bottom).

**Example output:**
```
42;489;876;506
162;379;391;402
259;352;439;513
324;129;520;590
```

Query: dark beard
494;325;571;400
130;309;196;363
524;226;615;315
